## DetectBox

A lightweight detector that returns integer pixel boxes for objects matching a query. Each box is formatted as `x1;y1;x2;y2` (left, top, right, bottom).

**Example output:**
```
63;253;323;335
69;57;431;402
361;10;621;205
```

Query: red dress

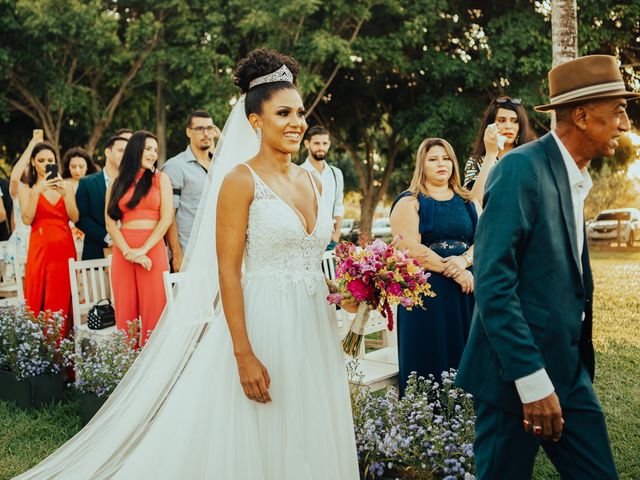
24;194;77;336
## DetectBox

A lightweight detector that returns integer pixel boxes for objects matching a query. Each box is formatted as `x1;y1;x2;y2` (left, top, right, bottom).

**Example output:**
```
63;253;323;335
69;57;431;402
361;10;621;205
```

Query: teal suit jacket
75;171;108;260
455;133;595;416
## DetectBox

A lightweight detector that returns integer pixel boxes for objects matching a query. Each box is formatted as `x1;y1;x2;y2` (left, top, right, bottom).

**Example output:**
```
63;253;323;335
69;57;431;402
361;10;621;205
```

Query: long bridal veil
17;96;259;480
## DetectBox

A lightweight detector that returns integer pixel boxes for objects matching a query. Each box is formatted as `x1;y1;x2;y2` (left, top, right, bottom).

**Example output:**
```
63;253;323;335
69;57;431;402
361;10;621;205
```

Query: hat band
550;81;626;104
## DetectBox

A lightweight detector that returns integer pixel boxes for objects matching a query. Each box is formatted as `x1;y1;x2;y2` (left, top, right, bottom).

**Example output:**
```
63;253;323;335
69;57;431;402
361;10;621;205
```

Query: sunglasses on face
496;97;522;105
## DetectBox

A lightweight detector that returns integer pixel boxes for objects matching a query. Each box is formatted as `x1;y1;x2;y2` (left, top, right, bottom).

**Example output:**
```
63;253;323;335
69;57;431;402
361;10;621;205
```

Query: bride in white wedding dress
17;49;359;479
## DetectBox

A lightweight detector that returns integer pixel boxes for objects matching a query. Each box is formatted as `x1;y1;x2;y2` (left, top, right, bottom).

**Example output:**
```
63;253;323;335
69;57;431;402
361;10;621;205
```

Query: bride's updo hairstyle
233;48;300;117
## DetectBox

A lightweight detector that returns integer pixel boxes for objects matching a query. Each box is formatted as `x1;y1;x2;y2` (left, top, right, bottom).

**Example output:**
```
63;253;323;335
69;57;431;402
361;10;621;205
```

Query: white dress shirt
300;159;345;220
514;132;593;404
103;170;112;245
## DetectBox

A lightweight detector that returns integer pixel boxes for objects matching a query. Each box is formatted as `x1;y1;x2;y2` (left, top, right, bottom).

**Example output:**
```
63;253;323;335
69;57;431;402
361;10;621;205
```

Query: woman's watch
461;250;473;267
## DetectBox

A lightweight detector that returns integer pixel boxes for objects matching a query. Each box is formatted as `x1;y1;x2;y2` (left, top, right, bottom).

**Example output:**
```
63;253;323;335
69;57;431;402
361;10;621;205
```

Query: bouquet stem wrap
342;302;371;357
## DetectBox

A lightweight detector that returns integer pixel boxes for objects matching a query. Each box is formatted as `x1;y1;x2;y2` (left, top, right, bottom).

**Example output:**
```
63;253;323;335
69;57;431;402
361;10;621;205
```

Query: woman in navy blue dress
390;138;481;395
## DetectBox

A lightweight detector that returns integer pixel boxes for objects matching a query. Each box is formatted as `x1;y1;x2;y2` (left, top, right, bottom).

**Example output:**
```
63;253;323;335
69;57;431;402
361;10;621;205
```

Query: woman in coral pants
105;131;173;347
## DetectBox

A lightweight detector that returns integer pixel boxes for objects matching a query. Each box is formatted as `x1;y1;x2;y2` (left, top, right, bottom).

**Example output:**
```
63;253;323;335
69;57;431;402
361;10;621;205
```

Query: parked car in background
343;220;360;243
371;217;392;239
341;219;355;237
587;208;640;246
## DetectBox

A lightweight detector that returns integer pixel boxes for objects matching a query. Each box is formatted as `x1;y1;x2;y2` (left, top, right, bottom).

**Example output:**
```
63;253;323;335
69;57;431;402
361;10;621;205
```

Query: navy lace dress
390;191;477;395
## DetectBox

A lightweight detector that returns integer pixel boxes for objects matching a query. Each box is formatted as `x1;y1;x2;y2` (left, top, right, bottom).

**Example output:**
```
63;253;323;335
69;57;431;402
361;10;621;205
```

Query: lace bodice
243;164;332;294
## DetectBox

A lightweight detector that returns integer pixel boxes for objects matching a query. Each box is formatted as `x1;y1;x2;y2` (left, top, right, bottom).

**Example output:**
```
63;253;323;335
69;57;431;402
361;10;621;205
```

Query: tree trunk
359;191;376;241
156;61;167;166
551;0;578;68
551;0;578;128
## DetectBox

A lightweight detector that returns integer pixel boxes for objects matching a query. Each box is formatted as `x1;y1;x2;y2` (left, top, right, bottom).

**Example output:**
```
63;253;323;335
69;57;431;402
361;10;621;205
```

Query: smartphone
45;163;58;180
33;129;44;142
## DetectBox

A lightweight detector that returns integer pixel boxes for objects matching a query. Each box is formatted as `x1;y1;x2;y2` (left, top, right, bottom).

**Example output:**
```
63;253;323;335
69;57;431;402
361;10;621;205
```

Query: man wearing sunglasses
162;110;220;271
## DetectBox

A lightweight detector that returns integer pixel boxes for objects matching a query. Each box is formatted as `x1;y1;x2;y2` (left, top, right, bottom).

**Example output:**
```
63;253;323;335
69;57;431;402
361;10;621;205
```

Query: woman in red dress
14;141;79;336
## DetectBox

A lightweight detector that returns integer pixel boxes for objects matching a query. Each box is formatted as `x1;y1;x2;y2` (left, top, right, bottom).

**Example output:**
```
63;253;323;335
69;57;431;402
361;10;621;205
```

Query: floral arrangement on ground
350;367;475;480
0;305;73;379
72;323;140;398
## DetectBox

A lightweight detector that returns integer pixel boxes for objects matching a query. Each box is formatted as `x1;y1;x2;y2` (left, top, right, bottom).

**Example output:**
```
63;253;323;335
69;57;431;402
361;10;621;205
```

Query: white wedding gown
106;165;360;479
16;96;359;480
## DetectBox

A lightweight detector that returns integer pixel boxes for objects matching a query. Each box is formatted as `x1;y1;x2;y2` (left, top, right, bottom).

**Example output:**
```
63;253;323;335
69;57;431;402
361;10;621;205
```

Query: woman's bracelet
461;250;473;267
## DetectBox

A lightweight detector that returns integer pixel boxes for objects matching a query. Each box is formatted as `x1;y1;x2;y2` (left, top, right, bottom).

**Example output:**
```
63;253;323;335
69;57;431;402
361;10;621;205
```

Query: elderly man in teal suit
75;135;127;260
456;55;638;479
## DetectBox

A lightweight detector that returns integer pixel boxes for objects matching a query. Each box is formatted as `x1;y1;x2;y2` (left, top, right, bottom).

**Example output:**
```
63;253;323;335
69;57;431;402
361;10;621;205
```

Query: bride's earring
255;128;262;144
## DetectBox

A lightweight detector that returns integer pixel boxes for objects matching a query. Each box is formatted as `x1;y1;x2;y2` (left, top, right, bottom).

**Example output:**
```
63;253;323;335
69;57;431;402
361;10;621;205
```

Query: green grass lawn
1;250;639;479
532;250;640;480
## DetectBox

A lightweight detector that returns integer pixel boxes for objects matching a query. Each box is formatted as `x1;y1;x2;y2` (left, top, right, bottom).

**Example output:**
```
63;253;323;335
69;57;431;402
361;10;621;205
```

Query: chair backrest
69;256;113;331
12;253;26;301
321;250;337;281
163;271;187;308
0;241;17;296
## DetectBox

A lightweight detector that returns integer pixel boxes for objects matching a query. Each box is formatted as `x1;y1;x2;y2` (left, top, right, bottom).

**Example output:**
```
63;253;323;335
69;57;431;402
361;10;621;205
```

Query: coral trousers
111;229;168;346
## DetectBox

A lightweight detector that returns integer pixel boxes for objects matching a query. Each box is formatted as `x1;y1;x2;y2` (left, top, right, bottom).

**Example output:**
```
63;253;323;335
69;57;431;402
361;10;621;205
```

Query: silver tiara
248;65;294;90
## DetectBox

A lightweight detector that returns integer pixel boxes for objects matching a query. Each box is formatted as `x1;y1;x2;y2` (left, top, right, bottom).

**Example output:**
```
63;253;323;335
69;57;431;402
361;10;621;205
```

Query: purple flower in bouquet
327;293;345;305
369;239;387;254
399;297;415;308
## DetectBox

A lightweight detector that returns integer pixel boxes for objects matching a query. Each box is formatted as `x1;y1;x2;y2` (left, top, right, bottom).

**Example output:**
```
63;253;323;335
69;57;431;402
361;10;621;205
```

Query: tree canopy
0;0;638;229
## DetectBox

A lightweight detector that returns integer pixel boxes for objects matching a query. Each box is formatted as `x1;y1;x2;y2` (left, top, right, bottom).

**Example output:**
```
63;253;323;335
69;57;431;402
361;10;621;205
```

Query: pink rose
347;278;374;302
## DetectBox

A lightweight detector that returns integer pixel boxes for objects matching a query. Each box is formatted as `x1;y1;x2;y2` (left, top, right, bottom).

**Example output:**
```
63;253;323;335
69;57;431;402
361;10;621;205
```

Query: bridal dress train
16;97;359;480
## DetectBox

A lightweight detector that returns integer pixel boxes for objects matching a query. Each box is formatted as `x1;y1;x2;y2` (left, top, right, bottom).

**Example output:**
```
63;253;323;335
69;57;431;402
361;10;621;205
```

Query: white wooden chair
0;249;26;307
69;257;115;350
0;241;18;303
321;250;337;280
350;357;400;392
162;271;187;308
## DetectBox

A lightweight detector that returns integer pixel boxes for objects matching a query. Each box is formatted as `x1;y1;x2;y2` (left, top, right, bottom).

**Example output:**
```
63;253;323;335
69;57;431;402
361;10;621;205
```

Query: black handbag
87;299;116;330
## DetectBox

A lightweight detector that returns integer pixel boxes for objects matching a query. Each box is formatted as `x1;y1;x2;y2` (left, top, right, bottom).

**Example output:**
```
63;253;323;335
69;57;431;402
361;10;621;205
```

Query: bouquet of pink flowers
327;238;435;357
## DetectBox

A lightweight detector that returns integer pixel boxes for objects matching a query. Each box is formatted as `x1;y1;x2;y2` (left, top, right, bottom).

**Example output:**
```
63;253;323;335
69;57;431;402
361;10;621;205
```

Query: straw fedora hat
535;55;640;112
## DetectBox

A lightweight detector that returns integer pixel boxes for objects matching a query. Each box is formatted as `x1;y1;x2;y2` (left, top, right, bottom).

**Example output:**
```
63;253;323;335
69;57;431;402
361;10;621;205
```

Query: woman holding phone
11;138;79;335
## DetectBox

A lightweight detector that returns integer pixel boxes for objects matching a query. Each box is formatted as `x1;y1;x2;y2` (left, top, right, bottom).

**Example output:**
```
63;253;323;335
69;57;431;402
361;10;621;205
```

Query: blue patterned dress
390;191;477;395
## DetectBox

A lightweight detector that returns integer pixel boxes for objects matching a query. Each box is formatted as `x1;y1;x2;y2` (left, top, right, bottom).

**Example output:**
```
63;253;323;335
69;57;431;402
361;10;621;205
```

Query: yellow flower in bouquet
327;237;435;356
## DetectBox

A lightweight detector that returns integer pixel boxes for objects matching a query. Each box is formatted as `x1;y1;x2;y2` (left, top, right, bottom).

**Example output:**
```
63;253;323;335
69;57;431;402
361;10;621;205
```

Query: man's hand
171;250;184;272
522;391;564;442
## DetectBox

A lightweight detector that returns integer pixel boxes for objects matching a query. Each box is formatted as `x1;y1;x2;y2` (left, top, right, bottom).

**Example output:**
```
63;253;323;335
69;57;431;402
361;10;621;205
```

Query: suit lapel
541;133;582;279
95;172;107;213
96;171;107;197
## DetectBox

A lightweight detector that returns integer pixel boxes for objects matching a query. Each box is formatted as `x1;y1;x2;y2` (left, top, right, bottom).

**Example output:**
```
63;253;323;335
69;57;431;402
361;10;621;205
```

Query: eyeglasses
189;126;217;135
496;97;522;105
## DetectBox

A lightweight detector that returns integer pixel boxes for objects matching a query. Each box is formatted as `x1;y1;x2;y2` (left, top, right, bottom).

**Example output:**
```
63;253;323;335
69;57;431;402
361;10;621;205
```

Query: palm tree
552;0;578;67
551;0;578;127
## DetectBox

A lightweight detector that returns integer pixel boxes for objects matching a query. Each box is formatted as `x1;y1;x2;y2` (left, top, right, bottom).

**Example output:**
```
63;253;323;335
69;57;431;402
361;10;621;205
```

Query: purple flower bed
0;305;72;379
351;368;476;480
72;325;140;398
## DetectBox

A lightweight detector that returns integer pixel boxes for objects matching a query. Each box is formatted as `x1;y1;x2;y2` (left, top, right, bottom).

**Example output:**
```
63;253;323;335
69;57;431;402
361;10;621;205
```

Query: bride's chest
245;199;331;250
